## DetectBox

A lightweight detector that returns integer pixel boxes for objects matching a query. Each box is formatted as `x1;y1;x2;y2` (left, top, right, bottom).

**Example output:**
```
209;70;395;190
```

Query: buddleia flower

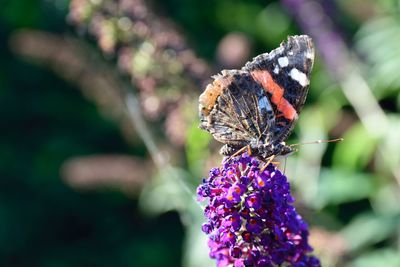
197;153;320;267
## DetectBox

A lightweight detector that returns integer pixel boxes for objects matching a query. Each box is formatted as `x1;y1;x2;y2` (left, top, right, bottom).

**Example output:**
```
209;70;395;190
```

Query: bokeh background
2;0;400;266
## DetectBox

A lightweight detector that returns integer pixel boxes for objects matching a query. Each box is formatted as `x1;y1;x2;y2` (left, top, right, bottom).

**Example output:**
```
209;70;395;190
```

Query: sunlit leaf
332;122;379;171
355;16;400;95
375;115;400;177
186;120;212;175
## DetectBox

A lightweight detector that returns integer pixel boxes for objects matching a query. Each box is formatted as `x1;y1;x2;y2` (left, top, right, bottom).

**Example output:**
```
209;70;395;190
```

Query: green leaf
355;16;400;95
375;115;400;175
186;120;212;175
341;213;398;252
332;122;378;171
347;249;400;267
371;183;400;215
255;3;291;44
215;1;262;34
314;168;376;208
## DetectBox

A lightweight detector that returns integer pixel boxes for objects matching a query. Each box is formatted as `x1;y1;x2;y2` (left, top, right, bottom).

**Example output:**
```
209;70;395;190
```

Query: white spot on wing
290;68;309;86
273;65;279;74
278;57;289;67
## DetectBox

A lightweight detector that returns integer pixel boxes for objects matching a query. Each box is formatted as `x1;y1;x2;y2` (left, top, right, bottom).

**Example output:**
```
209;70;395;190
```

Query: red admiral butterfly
199;35;315;160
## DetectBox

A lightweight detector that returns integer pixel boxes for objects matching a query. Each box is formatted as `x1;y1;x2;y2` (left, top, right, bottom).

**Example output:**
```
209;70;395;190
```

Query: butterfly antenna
289;138;343;147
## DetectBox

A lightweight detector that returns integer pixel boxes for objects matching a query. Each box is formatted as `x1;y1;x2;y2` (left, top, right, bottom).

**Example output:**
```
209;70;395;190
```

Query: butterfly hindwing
199;70;275;146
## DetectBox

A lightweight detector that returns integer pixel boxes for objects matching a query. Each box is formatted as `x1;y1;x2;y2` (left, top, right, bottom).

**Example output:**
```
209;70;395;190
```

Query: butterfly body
199;35;315;160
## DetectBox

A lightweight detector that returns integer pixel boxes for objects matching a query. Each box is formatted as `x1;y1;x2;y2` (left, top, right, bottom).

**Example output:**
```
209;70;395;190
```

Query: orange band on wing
250;70;298;120
199;76;233;116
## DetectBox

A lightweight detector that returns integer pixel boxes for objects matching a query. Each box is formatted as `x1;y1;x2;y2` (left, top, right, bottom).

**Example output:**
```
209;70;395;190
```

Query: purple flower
245;193;262;210
197;153;320;267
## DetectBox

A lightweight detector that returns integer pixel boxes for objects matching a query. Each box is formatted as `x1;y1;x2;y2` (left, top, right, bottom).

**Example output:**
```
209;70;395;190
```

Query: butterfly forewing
244;35;315;143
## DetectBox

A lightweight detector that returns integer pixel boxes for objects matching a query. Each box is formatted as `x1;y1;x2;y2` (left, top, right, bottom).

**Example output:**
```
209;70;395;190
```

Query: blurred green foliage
2;0;400;266
0;1;183;267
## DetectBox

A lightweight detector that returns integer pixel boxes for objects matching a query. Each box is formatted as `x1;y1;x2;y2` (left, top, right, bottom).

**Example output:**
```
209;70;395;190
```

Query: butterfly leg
260;155;276;172
222;145;252;162
230;145;250;158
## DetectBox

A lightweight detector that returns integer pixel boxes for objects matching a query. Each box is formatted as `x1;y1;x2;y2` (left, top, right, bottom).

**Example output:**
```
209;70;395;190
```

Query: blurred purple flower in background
197;153;320;267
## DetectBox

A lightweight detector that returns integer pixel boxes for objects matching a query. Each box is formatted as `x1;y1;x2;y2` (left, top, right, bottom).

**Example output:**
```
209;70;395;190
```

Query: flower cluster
197;153;320;267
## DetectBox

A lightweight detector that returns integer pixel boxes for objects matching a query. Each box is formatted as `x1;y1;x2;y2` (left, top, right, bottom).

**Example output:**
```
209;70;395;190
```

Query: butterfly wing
243;35;315;143
199;70;275;147
199;35;315;155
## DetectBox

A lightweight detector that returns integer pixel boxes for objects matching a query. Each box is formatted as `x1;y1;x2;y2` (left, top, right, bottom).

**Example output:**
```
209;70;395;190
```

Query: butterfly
199;35;315;161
